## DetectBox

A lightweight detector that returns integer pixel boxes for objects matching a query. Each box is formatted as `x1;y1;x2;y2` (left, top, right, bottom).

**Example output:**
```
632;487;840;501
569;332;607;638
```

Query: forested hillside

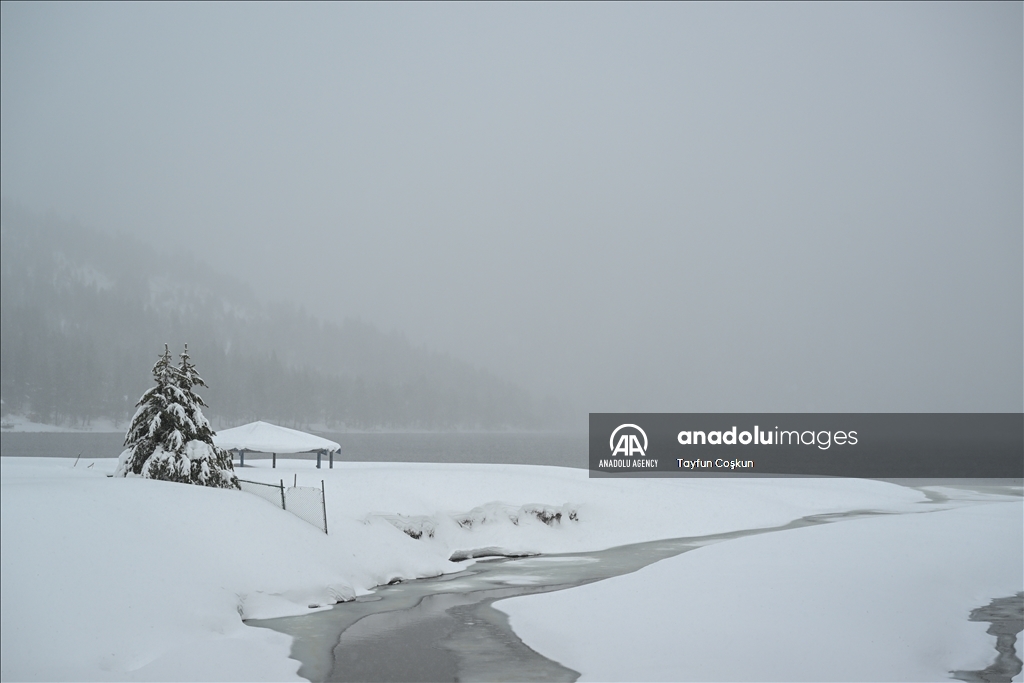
0;203;558;429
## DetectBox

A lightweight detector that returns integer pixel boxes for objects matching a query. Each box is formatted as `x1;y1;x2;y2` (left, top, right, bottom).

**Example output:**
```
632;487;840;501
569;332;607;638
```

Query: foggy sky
2;2;1021;416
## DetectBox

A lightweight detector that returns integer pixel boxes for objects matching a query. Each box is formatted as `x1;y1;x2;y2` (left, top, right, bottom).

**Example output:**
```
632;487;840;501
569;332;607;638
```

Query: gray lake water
0;431;589;468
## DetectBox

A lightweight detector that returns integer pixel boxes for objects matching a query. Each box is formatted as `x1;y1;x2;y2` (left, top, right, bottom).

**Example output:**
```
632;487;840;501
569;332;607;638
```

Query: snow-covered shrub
374;514;437;539
452;502;580;529
521;503;579;525
115;344;238;489
371;502;580;541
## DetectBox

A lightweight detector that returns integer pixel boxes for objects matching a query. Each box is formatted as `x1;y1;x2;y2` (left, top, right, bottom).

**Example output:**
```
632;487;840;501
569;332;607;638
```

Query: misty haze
1;3;1021;683
2;2;1020;427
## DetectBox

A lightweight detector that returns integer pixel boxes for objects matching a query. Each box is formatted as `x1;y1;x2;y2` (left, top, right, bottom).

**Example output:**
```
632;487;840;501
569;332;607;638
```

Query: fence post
321;480;328;535
280;480;286;510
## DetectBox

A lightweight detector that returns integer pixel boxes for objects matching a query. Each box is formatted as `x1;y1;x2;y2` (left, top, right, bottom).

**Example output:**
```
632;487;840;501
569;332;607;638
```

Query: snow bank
498;498;1024;682
1;456;926;681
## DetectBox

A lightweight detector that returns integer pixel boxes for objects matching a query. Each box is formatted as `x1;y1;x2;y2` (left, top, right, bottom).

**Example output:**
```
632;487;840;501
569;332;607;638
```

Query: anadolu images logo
610;424;648;457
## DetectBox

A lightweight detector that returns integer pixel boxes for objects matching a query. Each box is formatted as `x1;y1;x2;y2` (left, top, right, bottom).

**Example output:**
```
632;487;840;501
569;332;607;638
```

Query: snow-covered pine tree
114;344;238;489
176;344;213;436
115;344;176;477
170;343;238;488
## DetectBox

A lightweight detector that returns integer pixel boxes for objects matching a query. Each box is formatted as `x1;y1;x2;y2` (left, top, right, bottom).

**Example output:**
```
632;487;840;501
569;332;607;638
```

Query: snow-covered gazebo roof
213;421;340;454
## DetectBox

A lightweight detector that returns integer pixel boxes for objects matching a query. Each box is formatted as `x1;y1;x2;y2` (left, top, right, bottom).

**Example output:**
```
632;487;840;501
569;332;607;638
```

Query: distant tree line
0;203;563;430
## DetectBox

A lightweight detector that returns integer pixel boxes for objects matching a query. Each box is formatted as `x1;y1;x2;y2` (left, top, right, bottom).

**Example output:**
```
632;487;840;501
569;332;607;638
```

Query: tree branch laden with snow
115;344;238;489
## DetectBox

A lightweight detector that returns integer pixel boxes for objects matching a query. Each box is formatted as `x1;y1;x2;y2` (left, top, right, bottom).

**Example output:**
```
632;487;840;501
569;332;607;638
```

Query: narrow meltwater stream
248;508;897;682
249;482;1020;683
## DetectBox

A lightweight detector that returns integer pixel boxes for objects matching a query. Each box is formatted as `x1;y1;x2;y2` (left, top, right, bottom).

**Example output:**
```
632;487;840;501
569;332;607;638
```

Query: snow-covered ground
1;455;1013;681
498;490;1024;682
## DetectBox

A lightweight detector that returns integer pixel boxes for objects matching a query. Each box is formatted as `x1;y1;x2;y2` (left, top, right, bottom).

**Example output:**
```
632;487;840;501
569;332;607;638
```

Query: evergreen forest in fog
0;203;561;430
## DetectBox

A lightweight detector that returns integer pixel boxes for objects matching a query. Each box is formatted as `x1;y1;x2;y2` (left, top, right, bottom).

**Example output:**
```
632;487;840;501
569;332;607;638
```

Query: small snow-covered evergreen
115;344;238;489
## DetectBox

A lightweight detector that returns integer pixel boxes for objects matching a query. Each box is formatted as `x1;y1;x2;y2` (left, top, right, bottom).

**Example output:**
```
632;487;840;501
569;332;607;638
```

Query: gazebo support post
330;450;334;469
317;450;322;469
273;452;276;468
240;449;245;467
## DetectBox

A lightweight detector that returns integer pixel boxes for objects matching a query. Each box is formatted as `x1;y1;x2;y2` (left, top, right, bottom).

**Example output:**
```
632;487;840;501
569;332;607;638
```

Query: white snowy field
0;455;995;682
498;494;1024;682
